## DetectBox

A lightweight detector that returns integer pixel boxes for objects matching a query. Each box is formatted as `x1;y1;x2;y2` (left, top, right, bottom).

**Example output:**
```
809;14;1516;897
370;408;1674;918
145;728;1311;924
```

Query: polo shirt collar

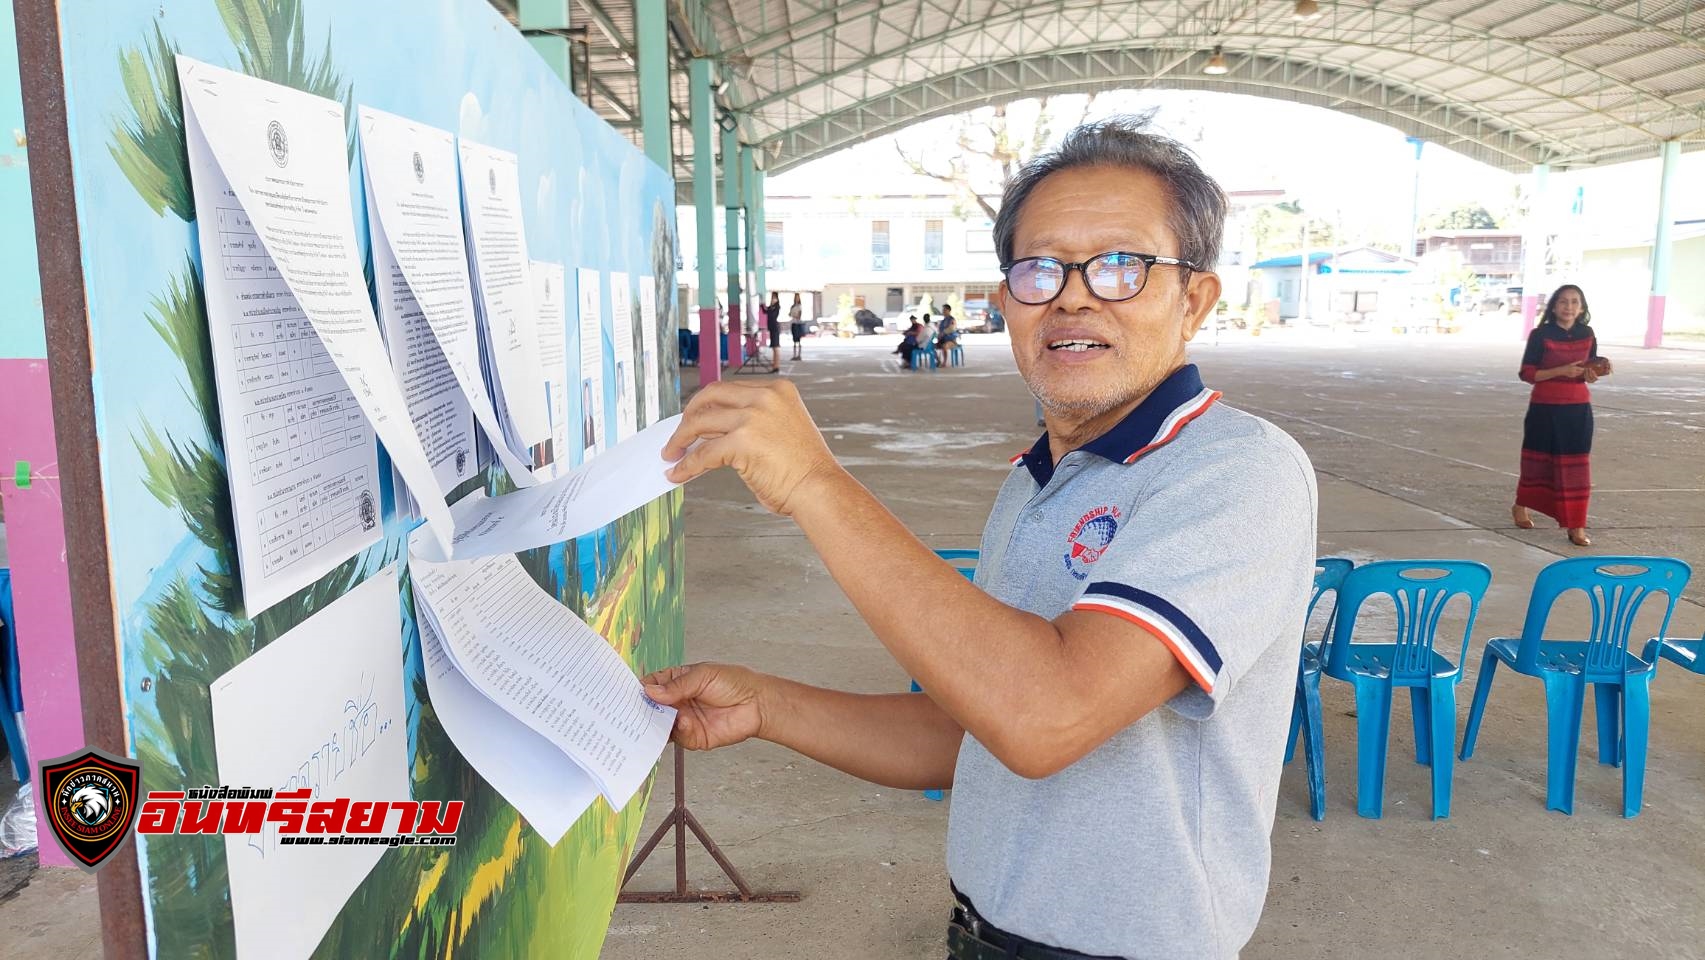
1011;364;1222;487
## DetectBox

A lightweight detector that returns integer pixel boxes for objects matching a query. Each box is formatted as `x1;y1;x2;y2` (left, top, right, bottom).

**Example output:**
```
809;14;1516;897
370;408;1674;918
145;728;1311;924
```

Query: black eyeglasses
1000;251;1198;306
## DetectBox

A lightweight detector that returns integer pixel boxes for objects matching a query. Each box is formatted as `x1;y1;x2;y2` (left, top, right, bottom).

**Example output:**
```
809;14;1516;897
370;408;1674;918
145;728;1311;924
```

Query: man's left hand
663;380;840;516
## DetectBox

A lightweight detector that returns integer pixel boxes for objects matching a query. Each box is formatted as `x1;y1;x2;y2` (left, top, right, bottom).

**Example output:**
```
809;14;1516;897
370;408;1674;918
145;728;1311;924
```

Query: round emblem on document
455;450;468;475
1062;505;1121;581
412;151;425;183
359;490;377;531
266;120;289;167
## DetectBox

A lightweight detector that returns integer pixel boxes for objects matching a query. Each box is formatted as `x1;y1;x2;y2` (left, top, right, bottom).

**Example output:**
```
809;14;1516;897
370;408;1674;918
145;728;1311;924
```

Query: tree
1426;203;1499;230
893;95;1101;220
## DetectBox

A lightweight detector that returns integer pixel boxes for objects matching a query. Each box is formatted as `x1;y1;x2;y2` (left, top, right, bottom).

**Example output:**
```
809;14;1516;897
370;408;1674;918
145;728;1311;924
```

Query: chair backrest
933;548;978;582
1308;558;1355;646
1325;559;1493;682
1512;556;1692;679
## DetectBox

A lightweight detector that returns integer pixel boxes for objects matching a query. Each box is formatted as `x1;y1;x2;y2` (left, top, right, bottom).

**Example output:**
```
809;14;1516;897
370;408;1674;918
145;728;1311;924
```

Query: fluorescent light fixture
1203;45;1229;75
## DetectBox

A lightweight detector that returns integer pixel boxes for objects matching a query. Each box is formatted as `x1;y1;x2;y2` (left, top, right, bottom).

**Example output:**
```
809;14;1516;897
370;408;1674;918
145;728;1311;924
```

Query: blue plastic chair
1460;556;1691;817
912;549;978;801
1321;560;1492;819
1645;632;1705;679
1284;558;1354;820
947;344;964;367
909;345;937;370
0;569;25;782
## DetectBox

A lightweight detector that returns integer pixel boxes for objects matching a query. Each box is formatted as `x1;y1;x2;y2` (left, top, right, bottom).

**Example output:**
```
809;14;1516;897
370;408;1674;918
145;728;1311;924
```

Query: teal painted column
1645;140;1680;349
690;59;719;385
1520;162;1549;336
722;122;744;365
519;0;573;87
636;0;671;172
750;163;767;310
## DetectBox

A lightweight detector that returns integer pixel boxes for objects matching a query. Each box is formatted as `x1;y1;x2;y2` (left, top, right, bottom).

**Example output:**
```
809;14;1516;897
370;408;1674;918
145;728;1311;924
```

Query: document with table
178;56;453;614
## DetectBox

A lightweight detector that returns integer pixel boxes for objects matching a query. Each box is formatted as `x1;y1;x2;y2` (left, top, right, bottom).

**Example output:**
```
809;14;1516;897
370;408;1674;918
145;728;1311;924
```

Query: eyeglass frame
998;251;1199;306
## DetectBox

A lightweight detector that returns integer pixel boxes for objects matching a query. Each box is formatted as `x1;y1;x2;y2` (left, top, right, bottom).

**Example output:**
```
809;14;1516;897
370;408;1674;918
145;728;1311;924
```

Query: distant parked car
883;303;931;332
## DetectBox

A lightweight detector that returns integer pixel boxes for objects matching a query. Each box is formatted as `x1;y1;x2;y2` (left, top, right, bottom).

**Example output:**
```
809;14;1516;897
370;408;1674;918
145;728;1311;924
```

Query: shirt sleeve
1069;436;1318;720
1519;327;1545;383
1589;333;1601;361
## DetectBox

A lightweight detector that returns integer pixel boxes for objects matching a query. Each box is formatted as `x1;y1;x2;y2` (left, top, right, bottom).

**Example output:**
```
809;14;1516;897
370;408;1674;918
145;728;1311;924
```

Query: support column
750;162;767;316
1520;162;1549;336
690;59;719;386
1404;136;1424;260
742;145;760;333
1645;140;1680;349
722;121;744;369
636;0;671;172
519;0;573;87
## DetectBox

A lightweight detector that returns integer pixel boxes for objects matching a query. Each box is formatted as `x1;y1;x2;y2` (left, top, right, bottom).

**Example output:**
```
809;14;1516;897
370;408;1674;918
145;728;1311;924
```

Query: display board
43;0;685;955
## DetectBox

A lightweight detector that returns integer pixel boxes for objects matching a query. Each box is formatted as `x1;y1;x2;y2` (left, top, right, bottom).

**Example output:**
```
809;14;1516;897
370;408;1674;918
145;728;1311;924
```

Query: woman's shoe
1568;528;1592;547
1512;505;1536;530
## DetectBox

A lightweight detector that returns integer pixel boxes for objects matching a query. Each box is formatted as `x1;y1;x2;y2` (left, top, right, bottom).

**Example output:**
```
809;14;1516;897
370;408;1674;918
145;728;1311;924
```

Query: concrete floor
605;331;1705;960
3;330;1703;958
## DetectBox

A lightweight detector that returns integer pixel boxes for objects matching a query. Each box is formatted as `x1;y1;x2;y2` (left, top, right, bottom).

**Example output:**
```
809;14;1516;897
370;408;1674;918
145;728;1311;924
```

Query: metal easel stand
616;743;800;904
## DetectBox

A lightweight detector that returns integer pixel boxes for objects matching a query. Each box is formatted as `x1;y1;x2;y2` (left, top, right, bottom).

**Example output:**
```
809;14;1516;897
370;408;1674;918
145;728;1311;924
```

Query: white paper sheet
576;267;606;460
179;56;455;613
417;610;596;844
357;107;538;488
408;537;675;808
210;568;409;960
531;261;569;480
637;276;661;426
412;414;683;562
610;272;638;442
459;139;550;451
363;145;476;510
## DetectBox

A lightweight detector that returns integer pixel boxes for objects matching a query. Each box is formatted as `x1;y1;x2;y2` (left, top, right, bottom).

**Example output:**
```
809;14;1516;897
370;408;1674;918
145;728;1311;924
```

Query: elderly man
648;117;1318;960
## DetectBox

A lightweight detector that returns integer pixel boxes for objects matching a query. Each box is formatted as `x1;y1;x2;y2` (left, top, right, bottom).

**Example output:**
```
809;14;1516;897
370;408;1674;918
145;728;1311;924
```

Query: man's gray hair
993;116;1228;274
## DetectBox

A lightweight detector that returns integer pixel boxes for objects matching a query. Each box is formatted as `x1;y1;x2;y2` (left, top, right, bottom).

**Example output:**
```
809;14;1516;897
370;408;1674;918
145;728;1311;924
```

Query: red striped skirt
1516;402;1593;528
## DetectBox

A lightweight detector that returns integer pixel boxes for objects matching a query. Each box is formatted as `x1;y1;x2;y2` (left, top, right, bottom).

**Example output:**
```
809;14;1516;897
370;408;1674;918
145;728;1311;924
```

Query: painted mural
54;0;683;955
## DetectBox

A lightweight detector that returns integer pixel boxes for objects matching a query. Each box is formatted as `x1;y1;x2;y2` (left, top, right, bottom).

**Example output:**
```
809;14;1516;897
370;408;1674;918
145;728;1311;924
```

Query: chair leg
1621;674;1652;818
1302;671;1327;821
1352;677;1394;819
1429;681;1457;820
1593;683;1621;767
1285;684;1303;764
1541;671;1586;815
1409;687;1432;765
1459;650;1499;760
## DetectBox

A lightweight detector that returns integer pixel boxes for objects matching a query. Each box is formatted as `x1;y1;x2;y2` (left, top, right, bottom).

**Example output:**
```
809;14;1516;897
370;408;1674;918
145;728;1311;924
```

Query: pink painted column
0;359;86;867
697;307;722;386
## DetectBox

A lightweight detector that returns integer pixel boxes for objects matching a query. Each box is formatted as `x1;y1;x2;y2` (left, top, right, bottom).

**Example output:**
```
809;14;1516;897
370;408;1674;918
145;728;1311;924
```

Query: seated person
893;317;921;363
935;316;959;364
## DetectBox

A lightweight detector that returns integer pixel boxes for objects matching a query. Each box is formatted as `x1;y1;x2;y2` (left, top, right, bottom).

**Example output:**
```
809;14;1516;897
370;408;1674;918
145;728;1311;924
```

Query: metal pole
1297;219;1310;324
1645;140;1680;349
722;121;744;368
519;0;573;86
1405;136;1424;260
1520;163;1549;337
689;59;719;386
636;0;671;173
744;147;762;337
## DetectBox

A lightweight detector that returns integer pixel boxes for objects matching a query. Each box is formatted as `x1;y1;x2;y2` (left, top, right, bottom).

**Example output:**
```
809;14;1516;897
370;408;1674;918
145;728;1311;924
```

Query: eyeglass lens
1008;253;1149;304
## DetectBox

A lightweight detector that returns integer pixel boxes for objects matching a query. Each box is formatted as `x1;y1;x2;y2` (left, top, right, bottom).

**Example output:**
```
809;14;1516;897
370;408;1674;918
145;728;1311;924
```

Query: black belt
947;886;1121;960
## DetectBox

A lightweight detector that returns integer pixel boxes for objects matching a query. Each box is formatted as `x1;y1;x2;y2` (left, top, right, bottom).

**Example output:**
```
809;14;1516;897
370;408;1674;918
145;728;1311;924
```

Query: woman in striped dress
1512;284;1610;546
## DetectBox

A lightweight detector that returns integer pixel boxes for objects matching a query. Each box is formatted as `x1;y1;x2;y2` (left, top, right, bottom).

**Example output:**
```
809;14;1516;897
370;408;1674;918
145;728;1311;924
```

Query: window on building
765;221;785;271
925;220;944;270
872;220;890;270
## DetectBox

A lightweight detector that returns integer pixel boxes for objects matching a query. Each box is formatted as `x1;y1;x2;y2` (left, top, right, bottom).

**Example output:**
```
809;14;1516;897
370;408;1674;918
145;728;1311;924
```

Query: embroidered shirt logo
1063;506;1121;580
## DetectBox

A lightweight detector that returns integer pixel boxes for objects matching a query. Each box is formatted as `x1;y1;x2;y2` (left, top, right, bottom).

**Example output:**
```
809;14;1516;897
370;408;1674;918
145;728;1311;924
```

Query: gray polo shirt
946;363;1318;959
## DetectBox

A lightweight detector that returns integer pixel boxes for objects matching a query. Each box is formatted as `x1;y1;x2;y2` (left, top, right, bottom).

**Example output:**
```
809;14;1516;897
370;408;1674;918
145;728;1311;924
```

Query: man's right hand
642;663;770;751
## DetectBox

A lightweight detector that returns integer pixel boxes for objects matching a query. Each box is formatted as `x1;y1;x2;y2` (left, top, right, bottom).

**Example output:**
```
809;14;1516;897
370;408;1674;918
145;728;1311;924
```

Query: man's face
997;165;1220;419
